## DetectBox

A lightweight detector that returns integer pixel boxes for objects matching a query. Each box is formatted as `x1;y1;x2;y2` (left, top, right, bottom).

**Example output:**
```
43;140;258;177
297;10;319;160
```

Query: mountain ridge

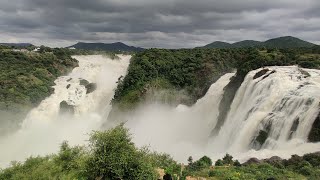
0;43;33;47
68;42;144;52
201;36;317;49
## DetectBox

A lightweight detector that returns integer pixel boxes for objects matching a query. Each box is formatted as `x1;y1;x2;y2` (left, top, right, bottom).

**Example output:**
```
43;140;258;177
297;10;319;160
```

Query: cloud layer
0;0;319;48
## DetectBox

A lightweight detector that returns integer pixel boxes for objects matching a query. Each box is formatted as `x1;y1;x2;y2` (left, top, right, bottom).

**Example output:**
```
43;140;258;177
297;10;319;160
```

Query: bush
85;124;158;180
215;159;224;166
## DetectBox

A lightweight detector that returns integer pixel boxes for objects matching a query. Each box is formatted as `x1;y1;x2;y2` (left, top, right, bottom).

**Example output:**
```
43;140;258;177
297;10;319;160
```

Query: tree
234;160;241;167
187;156;193;165
85;124;157;180
215;159;223;166
222;153;234;165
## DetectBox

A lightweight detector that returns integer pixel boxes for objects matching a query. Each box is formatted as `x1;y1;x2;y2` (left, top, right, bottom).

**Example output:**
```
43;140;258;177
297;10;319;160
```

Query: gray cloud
0;0;319;48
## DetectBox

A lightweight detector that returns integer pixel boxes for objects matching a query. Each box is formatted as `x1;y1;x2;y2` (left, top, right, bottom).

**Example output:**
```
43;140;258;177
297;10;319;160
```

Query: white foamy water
0;55;130;167
207;66;320;162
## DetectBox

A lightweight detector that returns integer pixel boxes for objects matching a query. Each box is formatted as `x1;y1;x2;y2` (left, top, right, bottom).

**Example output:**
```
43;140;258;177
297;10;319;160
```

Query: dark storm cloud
0;0;319;48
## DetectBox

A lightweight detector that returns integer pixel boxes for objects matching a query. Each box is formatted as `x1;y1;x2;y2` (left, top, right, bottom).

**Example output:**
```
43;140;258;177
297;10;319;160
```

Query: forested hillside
112;46;320;110
112;48;239;109
0;46;78;134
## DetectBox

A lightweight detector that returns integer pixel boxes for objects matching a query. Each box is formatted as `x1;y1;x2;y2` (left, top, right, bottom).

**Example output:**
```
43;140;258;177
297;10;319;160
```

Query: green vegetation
112;48;239;109
183;153;320;180
1;125;320;180
0;124;180;180
0;47;78;134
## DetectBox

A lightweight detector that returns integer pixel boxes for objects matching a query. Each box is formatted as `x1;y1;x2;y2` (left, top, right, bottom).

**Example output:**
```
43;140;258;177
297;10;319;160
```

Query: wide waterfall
1;55;320;167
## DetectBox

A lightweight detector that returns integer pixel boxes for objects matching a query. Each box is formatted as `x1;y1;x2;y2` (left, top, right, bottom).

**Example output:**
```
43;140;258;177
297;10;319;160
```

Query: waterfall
0;55;130;167
1;60;320;167
208;66;320;161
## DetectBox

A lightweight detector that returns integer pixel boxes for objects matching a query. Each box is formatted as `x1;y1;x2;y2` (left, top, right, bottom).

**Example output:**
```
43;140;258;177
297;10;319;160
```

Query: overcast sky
0;0;319;48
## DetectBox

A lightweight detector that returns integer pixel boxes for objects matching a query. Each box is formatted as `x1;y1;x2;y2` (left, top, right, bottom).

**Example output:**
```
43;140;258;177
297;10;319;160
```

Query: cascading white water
207;66;320;162
0;55;130;167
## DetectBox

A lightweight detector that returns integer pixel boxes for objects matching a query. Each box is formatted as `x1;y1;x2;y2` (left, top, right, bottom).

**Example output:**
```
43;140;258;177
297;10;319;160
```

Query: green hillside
201;36;317;49
264;36;315;48
232;40;262;48
202;41;232;48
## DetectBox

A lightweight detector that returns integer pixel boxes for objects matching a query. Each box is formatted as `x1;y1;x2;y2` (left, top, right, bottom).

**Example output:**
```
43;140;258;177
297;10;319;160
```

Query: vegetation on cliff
112;48;239;109
0;47;78;134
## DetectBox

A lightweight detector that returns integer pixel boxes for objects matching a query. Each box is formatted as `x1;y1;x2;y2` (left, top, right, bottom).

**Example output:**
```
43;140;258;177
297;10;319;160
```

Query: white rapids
207;66;320;162
0;55;130;167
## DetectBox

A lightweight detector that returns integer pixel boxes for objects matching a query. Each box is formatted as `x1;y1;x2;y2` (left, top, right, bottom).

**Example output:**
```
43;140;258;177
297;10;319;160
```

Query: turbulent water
1;55;320;167
0;55;130;167
207;66;320;162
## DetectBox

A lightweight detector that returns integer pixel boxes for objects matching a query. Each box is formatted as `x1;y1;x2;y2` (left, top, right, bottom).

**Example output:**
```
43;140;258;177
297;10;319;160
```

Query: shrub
85;124;158;180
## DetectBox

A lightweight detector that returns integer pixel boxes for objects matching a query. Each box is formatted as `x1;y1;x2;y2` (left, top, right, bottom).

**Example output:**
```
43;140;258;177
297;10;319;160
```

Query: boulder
85;83;97;94
243;158;262;165
59;101;74;114
79;79;89;86
253;69;269;79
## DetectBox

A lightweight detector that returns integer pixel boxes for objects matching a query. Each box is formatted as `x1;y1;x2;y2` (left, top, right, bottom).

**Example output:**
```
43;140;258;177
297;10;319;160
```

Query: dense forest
1;125;319;180
0;46;78;134
112;46;320;110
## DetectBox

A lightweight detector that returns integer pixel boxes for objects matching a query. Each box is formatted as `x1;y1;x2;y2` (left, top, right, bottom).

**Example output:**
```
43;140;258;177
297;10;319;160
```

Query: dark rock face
212;74;245;136
262;70;276;80
85;83;97;94
308;111;320;142
243;158;262;165
256;130;268;146
251;122;272;150
59;101;74;114
253;69;269;79
264;156;283;166
79;79;89;86
288;118;300;140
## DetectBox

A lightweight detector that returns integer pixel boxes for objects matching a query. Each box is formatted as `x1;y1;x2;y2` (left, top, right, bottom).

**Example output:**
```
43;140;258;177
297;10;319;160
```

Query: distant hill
263;36;315;48
203;41;232;48
200;36;317;49
69;42;144;52
231;40;262;48
0;43;33;48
